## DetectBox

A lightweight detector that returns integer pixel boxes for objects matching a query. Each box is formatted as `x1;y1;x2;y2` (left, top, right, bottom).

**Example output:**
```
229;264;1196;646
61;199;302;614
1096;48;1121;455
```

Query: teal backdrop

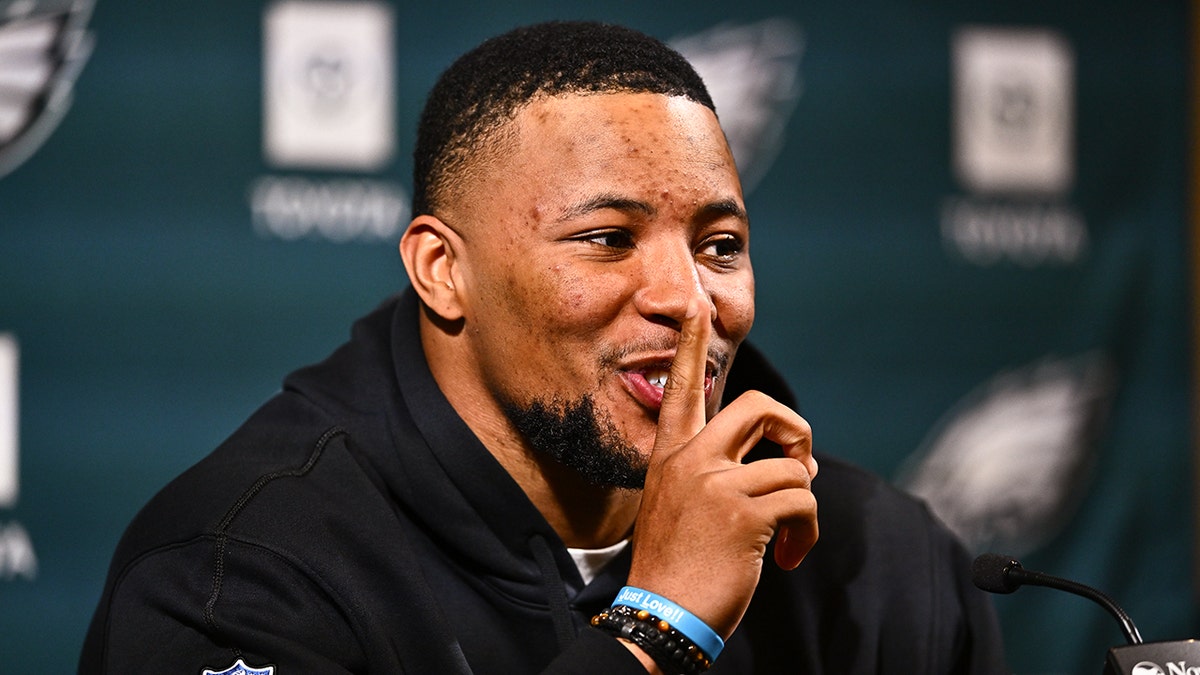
0;1;1193;672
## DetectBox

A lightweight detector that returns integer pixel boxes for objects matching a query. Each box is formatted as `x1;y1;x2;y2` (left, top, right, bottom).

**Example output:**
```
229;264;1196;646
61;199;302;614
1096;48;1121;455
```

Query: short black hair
412;20;716;216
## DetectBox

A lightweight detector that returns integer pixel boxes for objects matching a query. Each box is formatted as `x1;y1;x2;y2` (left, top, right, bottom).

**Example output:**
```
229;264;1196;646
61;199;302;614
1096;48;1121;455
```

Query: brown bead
636;609;650;621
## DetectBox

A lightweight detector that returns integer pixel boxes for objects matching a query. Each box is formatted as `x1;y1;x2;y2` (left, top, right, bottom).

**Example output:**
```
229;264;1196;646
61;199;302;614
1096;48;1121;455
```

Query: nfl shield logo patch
202;658;275;675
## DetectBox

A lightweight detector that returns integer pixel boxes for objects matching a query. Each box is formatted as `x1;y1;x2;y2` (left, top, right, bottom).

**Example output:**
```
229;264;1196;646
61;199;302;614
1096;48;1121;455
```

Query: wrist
612;586;724;661
618;637;665;674
591;586;724;674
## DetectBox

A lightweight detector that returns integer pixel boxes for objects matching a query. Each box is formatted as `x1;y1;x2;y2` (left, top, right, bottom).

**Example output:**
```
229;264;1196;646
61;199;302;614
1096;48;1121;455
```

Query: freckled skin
441;92;755;459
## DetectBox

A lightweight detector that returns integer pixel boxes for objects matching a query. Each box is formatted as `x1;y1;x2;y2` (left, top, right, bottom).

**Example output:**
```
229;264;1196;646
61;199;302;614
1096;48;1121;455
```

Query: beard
500;394;647;489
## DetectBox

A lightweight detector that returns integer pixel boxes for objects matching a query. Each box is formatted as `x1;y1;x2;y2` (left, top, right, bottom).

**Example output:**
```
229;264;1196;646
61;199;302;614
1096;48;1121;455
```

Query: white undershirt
567;538;630;586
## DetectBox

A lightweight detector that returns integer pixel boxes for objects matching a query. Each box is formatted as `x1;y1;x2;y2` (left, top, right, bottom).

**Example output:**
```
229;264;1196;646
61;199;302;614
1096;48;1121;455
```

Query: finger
776;516;819;570
700;391;814;469
717;457;816;571
760;489;819;571
724;456;814;496
775;517;819;571
654;295;712;453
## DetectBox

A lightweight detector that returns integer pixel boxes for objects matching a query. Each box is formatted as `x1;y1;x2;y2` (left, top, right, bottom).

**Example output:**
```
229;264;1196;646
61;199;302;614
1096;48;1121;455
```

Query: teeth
646;370;669;389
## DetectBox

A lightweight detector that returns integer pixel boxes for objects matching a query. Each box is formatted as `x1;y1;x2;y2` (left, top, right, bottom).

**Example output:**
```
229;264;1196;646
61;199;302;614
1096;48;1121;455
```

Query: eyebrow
556;195;656;222
554;195;748;223
698;198;749;223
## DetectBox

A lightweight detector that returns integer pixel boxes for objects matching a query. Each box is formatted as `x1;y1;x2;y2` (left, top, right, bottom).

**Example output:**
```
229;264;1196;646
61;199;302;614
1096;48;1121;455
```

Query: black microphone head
972;553;1024;594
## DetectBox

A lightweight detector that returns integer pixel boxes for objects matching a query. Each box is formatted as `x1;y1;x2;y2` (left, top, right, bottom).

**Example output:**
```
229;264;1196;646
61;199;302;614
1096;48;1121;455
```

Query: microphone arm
972;553;1143;645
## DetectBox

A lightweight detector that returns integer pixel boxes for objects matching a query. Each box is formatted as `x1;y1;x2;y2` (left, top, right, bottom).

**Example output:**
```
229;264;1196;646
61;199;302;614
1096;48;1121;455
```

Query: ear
399;215;466;322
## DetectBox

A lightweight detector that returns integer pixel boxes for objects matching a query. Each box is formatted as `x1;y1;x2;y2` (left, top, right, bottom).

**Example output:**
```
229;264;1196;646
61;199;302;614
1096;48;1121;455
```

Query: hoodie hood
281;289;626;656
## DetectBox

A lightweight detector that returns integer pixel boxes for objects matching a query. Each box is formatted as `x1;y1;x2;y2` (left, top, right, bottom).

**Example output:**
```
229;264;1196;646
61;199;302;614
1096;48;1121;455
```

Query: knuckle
662;372;695;399
721;498;758;531
655;446;700;480
749;389;777;406
734;389;774;408
795;414;812;437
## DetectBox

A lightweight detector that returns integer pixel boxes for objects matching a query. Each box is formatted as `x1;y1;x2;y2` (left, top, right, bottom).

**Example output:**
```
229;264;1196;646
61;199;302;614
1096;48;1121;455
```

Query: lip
616;354;717;412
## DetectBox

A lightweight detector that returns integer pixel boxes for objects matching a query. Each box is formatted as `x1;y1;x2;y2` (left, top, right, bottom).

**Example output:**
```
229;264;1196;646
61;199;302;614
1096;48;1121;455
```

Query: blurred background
0;0;1193;671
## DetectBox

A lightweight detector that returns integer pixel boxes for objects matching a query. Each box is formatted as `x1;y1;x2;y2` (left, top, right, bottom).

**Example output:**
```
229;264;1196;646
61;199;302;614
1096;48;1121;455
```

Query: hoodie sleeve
540;627;657;674
79;535;366;674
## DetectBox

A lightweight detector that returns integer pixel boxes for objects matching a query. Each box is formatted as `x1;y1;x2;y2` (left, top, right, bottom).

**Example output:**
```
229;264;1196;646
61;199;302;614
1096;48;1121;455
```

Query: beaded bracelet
611;586;724;660
591;604;713;674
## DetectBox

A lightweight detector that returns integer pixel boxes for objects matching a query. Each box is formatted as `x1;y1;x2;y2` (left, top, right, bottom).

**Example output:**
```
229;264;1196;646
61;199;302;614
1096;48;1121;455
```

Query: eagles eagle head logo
0;0;94;179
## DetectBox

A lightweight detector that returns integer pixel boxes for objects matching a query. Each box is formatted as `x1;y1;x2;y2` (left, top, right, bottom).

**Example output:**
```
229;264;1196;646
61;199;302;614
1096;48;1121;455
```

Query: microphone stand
1003;563;1142;645
971;554;1200;674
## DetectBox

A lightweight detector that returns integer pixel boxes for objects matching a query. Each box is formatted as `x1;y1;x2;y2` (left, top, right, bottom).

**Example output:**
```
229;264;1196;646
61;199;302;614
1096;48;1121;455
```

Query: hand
626;295;818;640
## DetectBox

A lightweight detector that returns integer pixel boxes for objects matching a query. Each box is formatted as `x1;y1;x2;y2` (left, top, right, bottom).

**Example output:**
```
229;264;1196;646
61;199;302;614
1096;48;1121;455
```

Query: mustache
598;336;732;376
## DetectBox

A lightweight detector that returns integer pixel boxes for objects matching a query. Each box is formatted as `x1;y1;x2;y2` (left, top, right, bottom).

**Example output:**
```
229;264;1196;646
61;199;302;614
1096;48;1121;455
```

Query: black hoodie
80;289;1008;674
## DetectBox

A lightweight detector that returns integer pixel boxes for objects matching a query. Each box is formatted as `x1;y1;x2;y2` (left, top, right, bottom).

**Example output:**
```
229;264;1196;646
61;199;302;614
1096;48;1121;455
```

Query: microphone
972;553;1200;674
972;552;1141;644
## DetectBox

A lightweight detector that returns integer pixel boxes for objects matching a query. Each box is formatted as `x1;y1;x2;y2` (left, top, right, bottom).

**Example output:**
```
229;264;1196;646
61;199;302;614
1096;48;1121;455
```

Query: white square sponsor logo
263;0;395;170
0;334;18;509
953;26;1074;194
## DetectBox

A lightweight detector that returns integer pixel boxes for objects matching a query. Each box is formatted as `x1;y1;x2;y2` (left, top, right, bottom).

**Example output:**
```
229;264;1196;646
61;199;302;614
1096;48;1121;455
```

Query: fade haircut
412;20;716;216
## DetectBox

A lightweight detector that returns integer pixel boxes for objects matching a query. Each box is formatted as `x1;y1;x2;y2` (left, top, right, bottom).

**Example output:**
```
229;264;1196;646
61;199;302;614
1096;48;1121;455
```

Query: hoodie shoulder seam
203;425;348;635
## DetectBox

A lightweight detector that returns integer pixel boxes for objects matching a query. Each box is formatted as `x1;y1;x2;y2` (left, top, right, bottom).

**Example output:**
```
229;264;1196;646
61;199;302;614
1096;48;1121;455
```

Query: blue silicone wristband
612;586;725;660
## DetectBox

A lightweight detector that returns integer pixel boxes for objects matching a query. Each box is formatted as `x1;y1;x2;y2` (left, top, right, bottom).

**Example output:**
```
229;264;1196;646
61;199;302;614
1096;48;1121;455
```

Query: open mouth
621;363;715;411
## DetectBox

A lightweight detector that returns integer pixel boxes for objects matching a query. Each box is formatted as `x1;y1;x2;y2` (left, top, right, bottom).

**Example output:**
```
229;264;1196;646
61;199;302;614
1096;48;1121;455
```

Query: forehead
515;91;730;160
490;92;742;217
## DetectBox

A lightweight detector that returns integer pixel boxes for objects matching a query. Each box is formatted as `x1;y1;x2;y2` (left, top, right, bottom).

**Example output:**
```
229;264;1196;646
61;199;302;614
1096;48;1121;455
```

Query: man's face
448;92;754;484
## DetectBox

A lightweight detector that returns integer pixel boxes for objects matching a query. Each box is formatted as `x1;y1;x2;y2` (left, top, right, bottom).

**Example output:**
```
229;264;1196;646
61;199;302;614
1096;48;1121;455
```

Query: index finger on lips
653;295;712;455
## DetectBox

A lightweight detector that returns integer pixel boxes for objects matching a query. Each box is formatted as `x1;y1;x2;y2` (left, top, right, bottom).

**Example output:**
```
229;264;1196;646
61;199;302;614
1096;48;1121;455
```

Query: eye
698;234;745;264
576;229;635;250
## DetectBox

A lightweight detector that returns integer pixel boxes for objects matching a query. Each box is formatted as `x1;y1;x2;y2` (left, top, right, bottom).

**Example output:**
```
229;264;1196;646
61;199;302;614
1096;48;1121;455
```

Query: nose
632;244;716;328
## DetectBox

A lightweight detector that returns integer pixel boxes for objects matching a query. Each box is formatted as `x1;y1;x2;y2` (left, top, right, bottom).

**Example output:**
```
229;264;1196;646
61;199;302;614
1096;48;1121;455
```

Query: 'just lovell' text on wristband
611;586;725;661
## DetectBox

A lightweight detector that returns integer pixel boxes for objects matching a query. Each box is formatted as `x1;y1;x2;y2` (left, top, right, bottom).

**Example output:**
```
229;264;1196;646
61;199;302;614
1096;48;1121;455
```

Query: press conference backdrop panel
0;1;1193;672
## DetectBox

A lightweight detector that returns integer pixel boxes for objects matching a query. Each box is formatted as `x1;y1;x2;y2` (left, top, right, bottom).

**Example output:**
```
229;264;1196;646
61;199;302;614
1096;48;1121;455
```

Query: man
81;21;1007;674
